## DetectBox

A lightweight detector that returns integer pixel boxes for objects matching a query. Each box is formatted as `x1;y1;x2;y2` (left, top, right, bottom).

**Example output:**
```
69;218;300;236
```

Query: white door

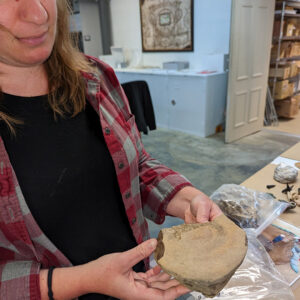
225;0;275;143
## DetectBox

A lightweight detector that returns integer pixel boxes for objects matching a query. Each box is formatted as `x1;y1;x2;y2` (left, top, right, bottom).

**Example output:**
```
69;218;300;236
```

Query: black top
121;81;156;134
0;93;144;300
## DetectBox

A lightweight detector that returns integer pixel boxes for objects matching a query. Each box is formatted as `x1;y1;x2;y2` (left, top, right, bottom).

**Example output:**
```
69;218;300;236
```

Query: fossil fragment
274;163;298;184
267;184;276;189
154;215;248;298
210;185;260;228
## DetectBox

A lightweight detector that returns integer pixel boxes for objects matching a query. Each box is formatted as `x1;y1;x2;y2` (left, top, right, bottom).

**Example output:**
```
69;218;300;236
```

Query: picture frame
139;0;194;52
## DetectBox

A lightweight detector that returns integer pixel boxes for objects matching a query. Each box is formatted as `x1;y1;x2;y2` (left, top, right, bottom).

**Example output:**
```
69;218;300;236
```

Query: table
242;141;300;298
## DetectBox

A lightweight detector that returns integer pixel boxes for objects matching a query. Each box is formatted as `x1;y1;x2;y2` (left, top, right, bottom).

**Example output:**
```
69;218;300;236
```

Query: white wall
110;0;232;72
79;0;103;58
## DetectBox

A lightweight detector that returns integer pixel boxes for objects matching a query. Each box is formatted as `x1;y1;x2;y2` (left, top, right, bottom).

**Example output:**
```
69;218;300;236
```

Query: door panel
236;4;252;81
225;0;275;143
234;91;247;128
253;6;269;77
248;88;261;123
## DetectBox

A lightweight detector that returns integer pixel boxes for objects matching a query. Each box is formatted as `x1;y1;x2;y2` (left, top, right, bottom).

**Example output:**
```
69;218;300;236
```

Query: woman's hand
166;186;223;224
81;238;190;300
184;194;223;224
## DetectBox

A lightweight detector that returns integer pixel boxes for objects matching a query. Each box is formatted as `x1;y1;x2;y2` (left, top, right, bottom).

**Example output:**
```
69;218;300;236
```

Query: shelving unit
273;36;300;41
267;0;300;121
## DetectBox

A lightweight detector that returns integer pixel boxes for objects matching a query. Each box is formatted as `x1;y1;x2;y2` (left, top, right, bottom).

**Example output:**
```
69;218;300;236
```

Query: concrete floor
141;128;300;238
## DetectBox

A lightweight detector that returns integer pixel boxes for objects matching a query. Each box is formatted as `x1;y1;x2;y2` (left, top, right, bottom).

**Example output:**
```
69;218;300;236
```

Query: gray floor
141;128;300;238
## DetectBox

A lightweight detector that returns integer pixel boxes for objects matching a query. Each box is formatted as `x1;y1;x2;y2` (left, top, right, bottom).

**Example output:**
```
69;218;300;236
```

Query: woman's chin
21;49;52;66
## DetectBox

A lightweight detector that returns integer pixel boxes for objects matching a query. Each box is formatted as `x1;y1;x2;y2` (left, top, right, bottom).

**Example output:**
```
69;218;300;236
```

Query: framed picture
139;0;194;52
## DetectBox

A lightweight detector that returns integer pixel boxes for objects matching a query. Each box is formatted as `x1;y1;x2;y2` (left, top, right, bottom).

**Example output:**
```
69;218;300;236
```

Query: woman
0;0;222;299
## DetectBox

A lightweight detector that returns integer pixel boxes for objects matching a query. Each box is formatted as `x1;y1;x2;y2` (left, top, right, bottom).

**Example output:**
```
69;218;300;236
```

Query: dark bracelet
47;266;55;300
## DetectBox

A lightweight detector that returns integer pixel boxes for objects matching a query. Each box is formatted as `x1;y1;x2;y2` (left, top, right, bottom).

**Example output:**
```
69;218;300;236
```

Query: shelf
269;74;300;81
276;1;300;9
288;74;300;81
271;93;299;102
273;36;300;41
271;55;300;63
275;12;300;17
293;90;300;95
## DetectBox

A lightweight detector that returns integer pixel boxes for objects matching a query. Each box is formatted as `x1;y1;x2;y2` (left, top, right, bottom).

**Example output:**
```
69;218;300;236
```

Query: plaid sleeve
137;149;192;224
102;64;193;224
0;260;41;300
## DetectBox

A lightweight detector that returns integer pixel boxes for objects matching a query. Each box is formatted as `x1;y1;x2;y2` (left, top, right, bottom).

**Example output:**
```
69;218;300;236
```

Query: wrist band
47;266;55;300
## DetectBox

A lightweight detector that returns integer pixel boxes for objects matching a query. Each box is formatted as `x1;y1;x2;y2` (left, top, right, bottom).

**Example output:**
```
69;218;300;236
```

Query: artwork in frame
140;0;194;52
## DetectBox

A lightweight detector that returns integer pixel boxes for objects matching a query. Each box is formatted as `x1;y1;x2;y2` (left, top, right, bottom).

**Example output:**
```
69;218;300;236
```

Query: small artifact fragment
211;190;258;228
210;184;278;229
274;163;298;184
282;184;293;194
295;199;300;207
267;184;276;189
291;191;300;206
154;215;247;298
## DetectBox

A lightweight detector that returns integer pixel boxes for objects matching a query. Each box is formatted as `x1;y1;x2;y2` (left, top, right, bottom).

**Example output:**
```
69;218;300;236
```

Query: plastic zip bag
210;184;289;236
187;230;295;300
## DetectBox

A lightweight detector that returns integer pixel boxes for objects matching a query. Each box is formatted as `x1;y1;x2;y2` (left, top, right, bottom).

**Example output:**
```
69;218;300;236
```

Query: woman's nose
18;0;48;25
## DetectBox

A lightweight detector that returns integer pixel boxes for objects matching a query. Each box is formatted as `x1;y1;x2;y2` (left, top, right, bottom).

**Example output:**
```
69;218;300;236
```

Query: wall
79;0;103;57
109;0;232;72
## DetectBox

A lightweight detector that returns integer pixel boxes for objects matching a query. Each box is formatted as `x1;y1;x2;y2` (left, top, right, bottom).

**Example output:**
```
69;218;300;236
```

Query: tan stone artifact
273;163;298;183
154;215;248;298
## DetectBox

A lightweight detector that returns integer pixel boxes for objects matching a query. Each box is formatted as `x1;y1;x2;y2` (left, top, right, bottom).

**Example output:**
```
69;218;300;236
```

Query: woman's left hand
184;194;223;224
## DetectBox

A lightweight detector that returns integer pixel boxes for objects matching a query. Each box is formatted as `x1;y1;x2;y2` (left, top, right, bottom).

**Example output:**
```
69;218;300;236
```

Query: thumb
122;238;157;269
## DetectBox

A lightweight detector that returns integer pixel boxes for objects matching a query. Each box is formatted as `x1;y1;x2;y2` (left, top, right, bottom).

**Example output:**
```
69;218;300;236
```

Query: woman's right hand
40;238;190;299
80;238;190;300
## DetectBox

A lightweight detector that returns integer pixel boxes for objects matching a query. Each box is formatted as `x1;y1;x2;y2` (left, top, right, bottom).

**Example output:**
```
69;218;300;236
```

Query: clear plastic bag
210;184;289;236
187;230;295;300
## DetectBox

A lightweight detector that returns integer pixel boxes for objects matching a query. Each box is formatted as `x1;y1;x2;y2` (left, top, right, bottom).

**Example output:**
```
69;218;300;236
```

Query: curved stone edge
154;221;248;298
155;236;247;298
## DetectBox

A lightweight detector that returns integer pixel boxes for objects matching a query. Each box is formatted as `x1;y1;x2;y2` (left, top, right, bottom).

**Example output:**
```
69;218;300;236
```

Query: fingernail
198;218;208;224
149;239;157;250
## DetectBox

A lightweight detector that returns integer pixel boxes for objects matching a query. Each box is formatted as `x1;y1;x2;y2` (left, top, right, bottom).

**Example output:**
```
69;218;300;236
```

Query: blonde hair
0;0;95;132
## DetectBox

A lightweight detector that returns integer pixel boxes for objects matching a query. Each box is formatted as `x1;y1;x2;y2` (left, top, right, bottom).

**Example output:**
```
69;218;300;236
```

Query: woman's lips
18;32;47;46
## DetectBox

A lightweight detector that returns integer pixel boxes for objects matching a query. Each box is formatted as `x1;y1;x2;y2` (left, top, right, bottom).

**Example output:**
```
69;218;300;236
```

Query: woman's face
0;0;57;68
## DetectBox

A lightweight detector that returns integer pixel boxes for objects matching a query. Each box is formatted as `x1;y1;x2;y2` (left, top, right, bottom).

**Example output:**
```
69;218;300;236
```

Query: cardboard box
273;20;297;37
294;93;300;107
289;61;299;77
269;65;290;79
288;17;300;29
290;42;300;57
271;42;292;59
295;28;300;36
270;80;294;99
275;97;299;117
285;23;296;36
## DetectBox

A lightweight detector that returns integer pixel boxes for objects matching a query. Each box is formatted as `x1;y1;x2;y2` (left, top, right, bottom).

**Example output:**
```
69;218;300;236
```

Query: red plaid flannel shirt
0;56;192;299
